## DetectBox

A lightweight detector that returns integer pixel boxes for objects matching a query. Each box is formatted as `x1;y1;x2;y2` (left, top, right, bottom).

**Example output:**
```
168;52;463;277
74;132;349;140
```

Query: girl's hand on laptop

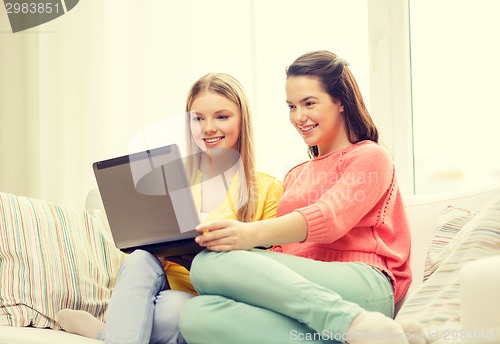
195;220;256;251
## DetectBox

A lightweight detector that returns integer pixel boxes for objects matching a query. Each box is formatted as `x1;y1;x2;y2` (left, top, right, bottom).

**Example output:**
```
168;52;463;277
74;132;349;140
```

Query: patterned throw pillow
396;196;500;343
423;206;476;281
0;192;126;328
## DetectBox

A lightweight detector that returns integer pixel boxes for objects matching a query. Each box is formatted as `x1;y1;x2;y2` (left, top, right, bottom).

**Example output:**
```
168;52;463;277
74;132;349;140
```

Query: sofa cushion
396;195;500;342
400;184;500;305
423;206;476;281
0;192;126;328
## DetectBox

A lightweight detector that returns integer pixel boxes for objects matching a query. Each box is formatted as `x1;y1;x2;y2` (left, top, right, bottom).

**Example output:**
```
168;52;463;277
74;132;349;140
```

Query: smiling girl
179;52;413;344
57;73;283;344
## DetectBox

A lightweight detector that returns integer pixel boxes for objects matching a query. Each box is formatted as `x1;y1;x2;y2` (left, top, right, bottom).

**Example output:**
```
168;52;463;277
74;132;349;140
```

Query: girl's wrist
247;222;265;248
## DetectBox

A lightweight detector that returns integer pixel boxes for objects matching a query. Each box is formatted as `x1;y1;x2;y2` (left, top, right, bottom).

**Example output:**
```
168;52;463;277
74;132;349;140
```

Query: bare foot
346;311;409;343
57;309;105;339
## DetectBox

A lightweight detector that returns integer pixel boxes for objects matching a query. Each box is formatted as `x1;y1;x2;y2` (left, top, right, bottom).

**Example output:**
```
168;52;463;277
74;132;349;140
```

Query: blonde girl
57;73;283;344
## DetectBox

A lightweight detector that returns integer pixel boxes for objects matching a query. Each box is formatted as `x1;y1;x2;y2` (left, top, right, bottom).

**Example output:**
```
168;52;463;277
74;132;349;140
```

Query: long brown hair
286;50;378;157
184;73;257;222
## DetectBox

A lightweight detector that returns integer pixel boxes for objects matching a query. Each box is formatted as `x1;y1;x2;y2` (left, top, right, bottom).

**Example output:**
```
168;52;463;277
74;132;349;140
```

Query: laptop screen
93;144;200;251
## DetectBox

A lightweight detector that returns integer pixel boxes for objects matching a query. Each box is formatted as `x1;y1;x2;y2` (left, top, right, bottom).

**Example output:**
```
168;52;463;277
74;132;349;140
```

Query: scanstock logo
4;0;79;33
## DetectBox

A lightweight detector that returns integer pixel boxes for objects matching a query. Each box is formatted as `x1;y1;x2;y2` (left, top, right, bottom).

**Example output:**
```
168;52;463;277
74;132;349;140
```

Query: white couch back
400;184;500;308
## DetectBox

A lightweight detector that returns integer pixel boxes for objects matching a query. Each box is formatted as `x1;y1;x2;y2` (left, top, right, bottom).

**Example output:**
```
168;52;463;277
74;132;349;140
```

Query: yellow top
163;171;284;294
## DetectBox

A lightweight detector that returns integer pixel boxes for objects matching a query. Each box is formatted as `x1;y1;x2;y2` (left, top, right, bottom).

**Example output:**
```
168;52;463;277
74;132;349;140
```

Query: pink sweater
272;140;411;303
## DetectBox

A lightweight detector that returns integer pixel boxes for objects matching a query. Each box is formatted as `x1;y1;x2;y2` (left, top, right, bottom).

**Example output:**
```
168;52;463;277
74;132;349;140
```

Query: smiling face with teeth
189;90;242;155
285;76;351;156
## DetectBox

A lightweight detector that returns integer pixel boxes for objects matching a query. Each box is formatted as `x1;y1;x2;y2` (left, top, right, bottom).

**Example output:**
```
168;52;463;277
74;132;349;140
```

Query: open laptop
93;144;203;257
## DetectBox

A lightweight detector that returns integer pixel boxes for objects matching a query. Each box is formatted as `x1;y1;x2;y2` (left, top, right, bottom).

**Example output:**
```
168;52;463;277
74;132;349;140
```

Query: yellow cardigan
163;171;284;294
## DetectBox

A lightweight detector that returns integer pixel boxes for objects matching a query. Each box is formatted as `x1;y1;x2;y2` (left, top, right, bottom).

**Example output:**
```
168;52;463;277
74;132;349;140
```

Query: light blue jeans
179;249;394;344
98;250;194;344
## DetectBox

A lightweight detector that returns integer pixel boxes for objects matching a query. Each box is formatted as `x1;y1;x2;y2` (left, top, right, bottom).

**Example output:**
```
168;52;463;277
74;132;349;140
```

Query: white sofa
397;184;500;309
1;185;500;344
396;185;500;343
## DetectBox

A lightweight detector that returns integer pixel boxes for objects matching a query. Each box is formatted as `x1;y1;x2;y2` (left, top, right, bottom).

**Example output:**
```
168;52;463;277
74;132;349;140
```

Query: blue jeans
179;249;394;344
98;250;194;344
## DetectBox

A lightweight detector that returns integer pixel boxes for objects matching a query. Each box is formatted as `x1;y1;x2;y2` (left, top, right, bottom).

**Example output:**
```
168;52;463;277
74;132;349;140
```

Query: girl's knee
190;250;247;293
128;249;162;267
191;250;245;275
191;250;217;271
119;250;165;280
190;250;224;285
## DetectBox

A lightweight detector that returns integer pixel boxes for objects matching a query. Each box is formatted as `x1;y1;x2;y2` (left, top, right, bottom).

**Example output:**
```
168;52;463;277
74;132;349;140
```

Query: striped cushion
396;196;500;343
423;206;476;281
0;192;126;328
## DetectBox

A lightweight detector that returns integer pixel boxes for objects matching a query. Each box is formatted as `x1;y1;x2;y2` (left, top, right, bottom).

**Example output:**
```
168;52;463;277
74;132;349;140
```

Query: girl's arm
195;211;307;251
196;145;395;251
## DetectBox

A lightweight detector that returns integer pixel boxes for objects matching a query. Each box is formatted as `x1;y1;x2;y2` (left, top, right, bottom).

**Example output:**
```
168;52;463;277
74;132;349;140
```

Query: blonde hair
184;73;257;223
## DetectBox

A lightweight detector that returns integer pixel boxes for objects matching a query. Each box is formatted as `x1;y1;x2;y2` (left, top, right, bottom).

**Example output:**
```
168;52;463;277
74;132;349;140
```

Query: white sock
57;309;105;339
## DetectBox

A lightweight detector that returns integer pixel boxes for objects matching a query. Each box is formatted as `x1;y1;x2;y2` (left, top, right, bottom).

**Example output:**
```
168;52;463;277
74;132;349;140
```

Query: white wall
0;0;375;208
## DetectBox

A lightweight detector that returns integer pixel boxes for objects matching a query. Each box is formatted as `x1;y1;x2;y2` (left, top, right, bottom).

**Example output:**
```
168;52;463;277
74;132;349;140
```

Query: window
410;0;500;193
